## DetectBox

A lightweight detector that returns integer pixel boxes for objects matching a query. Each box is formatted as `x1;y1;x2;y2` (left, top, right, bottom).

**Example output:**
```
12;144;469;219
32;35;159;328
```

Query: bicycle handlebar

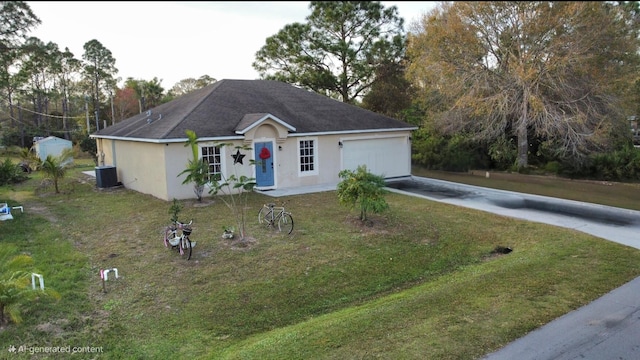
266;201;288;208
176;220;193;228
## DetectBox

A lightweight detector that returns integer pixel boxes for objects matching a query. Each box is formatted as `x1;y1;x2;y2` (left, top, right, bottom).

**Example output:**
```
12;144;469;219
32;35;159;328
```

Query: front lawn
1;164;639;359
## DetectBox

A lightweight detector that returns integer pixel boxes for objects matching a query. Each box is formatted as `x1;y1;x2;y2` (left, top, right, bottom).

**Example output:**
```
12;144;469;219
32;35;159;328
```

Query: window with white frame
201;146;221;181
299;139;317;175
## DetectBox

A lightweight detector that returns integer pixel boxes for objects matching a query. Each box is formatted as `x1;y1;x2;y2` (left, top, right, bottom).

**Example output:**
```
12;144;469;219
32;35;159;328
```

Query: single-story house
90;79;417;201
33;136;73;163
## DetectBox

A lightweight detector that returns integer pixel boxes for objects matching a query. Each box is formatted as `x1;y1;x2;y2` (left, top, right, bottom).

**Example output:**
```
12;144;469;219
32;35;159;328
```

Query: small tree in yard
168;198;183;223
208;143;256;241
337;165;389;222
40;147;75;193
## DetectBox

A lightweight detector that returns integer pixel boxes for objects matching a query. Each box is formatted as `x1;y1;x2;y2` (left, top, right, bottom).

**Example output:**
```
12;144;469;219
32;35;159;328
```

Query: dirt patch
34;310;111;338
344;214;390;236
35;318;69;337
21;203;59;223
225;236;259;251
189;199;216;208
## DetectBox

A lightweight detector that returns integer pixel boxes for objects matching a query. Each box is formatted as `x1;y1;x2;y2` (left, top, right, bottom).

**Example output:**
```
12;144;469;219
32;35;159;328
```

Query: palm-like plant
178;130;209;201
208;143;257;240
40;148;74;193
19;146;41;172
0;246;60;325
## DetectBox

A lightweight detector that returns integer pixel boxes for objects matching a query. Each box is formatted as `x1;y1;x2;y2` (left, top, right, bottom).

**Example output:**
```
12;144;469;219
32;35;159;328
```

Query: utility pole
85;96;90;134
110;91;115;126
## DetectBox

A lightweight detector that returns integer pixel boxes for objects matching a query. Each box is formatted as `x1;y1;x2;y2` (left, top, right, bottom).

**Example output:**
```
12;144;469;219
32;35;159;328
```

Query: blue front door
255;142;274;187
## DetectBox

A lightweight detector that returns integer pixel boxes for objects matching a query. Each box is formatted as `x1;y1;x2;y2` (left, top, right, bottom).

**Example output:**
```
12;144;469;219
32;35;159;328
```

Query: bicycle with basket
163;219;195;260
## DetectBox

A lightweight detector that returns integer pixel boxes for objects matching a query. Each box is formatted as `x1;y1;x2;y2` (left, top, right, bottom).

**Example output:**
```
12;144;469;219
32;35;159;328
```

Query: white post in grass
31;273;44;290
100;268;119;293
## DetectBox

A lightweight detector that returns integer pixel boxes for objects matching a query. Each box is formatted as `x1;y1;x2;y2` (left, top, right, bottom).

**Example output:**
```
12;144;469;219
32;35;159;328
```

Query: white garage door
341;136;410;178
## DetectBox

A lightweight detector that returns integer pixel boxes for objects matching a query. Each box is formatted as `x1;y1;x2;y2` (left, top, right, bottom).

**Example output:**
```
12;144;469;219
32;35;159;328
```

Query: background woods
1;1;640;180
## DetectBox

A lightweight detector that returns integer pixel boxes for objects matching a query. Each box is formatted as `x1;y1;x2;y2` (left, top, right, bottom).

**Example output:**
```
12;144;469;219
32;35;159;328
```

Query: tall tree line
3;1;640;177
0;0;122;145
0;1;215;149
254;1;640;174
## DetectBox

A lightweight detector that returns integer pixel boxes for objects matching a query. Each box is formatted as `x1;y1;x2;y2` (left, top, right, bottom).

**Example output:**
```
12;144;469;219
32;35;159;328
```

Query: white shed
34;136;73;162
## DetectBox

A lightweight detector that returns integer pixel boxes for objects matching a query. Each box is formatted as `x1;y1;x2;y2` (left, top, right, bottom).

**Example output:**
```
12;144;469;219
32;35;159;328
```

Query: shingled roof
92;79;416;142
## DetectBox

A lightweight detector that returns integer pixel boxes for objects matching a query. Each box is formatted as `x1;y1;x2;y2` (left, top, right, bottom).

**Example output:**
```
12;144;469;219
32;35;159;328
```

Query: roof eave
288;127;418;137
89;135;244;143
235;113;296;135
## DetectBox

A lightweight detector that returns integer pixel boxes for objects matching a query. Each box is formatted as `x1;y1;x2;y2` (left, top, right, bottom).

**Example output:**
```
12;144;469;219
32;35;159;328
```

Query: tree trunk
517;88;530;169
517;122;528;169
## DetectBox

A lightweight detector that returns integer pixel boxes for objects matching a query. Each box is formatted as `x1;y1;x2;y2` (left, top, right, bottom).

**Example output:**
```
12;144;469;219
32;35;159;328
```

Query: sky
26;1;438;90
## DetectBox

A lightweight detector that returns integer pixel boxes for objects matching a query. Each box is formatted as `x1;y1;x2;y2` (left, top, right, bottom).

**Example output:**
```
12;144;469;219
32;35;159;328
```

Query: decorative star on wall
232;149;246;165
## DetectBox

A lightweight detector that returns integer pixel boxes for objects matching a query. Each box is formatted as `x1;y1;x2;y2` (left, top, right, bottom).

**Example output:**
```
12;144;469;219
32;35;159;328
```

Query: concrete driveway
386;176;640;250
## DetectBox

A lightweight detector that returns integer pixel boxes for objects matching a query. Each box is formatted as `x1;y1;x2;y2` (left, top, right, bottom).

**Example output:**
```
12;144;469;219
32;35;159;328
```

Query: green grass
1;162;639;359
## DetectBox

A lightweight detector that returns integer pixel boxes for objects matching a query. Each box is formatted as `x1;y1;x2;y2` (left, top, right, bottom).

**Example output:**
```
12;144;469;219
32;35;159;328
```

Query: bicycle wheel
164;227;177;248
258;207;272;227
278;213;294;234
181;237;192;260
